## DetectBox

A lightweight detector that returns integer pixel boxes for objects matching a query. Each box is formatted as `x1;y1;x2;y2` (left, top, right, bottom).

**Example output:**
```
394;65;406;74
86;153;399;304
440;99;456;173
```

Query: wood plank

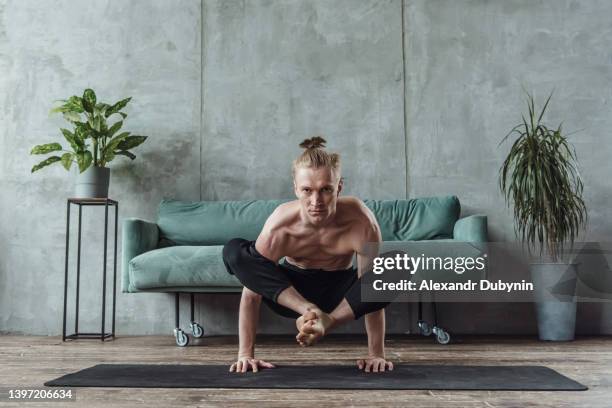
0;335;608;407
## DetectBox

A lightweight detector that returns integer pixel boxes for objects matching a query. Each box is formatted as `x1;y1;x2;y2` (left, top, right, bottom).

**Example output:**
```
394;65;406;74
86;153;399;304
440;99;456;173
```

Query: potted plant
31;88;148;198
499;90;587;341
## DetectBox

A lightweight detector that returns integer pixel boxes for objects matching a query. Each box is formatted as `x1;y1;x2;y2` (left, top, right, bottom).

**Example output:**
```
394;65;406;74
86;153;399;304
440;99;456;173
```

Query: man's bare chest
282;227;356;262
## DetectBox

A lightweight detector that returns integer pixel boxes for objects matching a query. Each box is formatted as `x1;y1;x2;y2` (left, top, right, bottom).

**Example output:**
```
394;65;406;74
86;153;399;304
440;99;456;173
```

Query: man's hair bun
292;135;340;177
299;136;327;150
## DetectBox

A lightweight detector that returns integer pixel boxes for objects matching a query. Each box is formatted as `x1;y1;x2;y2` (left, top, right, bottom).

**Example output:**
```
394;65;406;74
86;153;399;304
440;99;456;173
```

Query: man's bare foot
295;309;334;346
295;310;317;338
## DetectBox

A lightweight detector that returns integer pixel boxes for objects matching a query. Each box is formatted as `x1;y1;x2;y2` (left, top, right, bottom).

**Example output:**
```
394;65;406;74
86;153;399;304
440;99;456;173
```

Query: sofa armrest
122;218;159;293
453;215;488;243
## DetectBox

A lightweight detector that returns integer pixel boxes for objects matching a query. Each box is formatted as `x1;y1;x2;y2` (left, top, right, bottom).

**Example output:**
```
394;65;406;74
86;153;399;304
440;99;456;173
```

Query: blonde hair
292;136;341;179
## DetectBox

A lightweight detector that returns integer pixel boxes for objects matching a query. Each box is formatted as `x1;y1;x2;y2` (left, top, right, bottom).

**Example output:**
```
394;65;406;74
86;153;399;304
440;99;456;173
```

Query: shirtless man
222;137;393;374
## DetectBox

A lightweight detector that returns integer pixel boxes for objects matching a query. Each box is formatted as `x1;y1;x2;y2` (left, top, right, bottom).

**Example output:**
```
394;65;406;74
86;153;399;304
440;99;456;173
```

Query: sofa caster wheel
433;326;451;344
174;328;189;347
190;322;204;338
418;320;432;336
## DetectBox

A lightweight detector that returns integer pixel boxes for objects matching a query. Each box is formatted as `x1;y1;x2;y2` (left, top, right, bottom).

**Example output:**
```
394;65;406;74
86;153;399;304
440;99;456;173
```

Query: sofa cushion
157;196;460;246
158;199;290;246
128;246;241;292
128;238;483;292
364;196;460;241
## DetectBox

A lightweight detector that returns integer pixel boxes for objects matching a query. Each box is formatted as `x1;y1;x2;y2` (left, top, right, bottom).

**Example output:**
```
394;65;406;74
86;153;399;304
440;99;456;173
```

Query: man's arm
230;206;289;373
254;205;290;263
237;287;260;359
229;287;276;373
355;205;393;372
356;222;385;358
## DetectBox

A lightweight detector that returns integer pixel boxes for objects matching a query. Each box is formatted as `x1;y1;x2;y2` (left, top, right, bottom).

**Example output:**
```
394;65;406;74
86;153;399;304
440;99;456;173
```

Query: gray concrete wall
404;0;612;334
0;0;202;336
1;0;611;337
201;0;406;201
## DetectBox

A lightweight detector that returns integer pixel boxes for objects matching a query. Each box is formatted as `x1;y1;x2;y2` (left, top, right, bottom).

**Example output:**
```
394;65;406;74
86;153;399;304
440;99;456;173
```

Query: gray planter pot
74;166;110;198
530;263;578;341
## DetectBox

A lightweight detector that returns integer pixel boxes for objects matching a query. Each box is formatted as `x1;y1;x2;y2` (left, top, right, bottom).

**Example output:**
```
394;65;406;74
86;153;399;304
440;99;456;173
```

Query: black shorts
222;238;389;319
262;258;358;318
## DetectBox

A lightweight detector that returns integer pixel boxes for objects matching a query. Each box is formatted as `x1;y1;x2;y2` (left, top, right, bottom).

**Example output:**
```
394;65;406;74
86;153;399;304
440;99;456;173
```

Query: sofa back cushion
157;195;460;246
364;196;460;241
158;199;289;246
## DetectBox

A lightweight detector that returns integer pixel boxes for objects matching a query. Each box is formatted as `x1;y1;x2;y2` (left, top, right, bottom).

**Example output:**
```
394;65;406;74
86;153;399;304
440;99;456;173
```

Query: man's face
293;166;343;225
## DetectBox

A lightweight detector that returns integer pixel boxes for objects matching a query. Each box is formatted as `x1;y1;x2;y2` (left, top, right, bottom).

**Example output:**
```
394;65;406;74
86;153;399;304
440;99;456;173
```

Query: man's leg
296;252;406;345
276;286;338;340
329;298;356;325
339;272;391;320
295;291;387;346
331;250;409;322
295;297;357;346
223;238;320;316
276;286;319;316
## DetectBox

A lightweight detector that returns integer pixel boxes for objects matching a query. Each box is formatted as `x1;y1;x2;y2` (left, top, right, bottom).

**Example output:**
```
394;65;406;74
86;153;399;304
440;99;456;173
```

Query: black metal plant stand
62;198;118;341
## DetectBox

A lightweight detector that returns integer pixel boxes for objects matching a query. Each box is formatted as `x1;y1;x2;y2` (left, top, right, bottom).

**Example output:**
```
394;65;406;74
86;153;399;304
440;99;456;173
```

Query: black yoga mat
44;364;587;391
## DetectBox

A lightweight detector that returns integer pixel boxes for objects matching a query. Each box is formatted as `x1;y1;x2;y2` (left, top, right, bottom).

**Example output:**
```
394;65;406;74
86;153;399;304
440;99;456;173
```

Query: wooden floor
0;334;609;407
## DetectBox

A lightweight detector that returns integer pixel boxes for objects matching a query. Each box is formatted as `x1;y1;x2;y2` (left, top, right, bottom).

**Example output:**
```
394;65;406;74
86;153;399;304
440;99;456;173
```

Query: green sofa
122;195;487;346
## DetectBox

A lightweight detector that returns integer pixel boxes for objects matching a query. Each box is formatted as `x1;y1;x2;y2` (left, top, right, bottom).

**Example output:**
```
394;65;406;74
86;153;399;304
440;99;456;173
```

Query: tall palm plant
499;91;587;262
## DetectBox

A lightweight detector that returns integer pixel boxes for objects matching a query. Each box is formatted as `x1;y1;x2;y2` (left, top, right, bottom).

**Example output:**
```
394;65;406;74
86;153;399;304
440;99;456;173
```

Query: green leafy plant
499;91;587;261
30;88;148;173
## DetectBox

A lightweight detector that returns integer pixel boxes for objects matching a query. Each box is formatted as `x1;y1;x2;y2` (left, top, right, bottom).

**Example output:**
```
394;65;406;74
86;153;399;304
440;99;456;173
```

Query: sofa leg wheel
174;328;189;347
190;322;204;338
418;320;432;336
433;326;451;345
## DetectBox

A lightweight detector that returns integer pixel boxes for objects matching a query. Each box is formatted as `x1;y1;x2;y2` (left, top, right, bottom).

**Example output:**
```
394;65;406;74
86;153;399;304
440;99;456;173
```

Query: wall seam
401;0;409;200
401;0;413;332
199;0;204;201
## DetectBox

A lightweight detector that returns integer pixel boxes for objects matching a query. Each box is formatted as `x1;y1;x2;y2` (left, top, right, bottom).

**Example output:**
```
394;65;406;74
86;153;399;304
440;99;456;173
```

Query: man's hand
229;356;276;373
356;355;393;373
